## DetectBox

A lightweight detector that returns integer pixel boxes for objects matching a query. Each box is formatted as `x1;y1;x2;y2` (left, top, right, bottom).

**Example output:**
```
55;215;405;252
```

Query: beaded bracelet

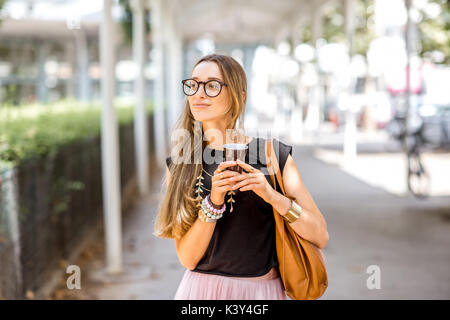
200;204;223;220
198;208;218;223
202;194;226;215
200;202;223;218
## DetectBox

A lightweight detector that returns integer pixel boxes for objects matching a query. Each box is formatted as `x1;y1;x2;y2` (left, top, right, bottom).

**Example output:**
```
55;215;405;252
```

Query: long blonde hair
153;54;247;239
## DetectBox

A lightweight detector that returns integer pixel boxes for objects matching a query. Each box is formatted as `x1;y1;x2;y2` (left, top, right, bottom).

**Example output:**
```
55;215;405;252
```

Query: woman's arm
268;155;329;249
166;166;216;270
174;218;216;270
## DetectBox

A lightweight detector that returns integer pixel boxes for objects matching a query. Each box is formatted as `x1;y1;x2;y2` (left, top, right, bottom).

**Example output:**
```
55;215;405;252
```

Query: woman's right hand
210;161;240;206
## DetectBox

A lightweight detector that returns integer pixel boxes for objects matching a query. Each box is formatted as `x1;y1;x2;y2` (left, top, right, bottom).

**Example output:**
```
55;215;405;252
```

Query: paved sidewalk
295;144;450;299
49;132;450;300
49;167;185;300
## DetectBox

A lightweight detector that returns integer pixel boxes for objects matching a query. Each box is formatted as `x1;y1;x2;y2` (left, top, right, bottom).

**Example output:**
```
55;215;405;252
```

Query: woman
154;54;329;300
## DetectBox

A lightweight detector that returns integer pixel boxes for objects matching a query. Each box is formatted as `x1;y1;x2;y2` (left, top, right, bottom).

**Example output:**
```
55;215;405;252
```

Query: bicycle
387;109;431;199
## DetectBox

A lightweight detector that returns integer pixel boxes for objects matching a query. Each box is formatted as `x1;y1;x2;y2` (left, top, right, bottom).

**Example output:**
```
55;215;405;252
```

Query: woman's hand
210;161;241;206
230;159;276;204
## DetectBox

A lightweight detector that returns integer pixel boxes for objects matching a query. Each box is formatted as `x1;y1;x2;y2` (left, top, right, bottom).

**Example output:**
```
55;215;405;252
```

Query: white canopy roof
170;0;330;45
0;0;332;44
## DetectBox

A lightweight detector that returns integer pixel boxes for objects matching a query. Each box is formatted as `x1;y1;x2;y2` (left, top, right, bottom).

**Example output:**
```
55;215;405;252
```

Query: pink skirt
174;268;287;300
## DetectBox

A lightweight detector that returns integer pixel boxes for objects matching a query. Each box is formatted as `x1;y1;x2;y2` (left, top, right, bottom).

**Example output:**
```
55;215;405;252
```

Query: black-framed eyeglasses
181;79;228;98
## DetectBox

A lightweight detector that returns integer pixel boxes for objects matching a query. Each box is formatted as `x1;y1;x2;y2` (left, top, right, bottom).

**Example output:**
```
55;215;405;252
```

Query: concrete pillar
243;45;255;113
100;0;123;274
166;1;183;134
37;41;49;103
404;0;412;139
150;0;167;168
290;29;304;144
65;41;76;99
1;169;23;296
343;0;357;162
131;0;149;196
75;30;90;101
304;6;323;132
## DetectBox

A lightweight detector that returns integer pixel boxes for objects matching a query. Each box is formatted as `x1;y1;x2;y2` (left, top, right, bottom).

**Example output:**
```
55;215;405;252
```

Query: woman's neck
202;120;228;150
202;119;250;150
202;131;251;151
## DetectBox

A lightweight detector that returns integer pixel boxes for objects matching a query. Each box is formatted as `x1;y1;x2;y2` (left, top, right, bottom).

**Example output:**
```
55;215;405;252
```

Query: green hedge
0;99;154;171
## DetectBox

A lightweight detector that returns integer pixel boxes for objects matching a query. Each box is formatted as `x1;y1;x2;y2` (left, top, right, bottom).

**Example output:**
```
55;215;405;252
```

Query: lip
193;104;210;108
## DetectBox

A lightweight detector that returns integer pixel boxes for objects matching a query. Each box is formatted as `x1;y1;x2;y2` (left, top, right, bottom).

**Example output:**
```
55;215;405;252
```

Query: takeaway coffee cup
223;143;248;173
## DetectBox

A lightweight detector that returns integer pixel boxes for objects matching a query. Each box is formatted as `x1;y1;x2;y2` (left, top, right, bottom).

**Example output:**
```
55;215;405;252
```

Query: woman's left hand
229;159;275;204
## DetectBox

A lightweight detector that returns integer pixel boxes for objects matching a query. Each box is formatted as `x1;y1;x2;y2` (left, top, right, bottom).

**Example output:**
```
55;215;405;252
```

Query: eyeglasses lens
183;80;221;97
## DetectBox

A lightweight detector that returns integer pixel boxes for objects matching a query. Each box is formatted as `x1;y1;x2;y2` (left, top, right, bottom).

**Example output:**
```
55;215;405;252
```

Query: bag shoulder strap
266;139;327;272
265;139;294;200
265;139;277;194
266;139;327;273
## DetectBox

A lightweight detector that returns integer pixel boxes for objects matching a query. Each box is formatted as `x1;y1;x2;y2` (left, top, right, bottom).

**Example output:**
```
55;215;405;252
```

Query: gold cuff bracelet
282;200;303;224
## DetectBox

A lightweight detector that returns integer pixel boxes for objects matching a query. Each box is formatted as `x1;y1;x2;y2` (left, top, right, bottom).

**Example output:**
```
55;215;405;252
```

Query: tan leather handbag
265;139;328;300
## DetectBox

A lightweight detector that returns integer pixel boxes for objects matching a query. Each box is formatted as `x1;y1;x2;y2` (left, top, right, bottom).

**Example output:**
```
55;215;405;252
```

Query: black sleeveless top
165;137;293;277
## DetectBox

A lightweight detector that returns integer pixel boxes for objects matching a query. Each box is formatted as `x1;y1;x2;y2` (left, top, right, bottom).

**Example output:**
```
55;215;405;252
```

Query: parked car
418;103;450;150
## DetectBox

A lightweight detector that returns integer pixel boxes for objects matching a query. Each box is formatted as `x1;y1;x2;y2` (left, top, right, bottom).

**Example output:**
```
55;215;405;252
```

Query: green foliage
320;0;376;57
1;84;18;106
417;0;450;64
298;0;376;59
301;25;312;45
0;99;154;170
353;0;377;57
50;177;85;218
309;0;450;64
118;0;151;45
0;0;7;26
322;4;346;44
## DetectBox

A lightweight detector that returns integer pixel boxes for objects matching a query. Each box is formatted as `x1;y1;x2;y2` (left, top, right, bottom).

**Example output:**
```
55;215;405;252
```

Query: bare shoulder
282;154;320;213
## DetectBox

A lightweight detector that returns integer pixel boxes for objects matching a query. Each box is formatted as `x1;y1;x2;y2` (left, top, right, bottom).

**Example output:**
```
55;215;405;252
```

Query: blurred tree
300;0;376;59
118;0;151;45
417;0;450;64
322;0;376;57
317;0;450;65
301;25;312;45
0;0;7;26
353;0;377;57
322;2;345;44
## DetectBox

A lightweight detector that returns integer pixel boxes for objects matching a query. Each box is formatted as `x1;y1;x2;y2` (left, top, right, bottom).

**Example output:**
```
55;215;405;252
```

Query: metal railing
0;115;155;299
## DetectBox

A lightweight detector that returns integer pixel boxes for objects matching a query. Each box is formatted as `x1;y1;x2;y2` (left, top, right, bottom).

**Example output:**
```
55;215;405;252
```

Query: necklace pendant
195;173;205;205
227;190;236;212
